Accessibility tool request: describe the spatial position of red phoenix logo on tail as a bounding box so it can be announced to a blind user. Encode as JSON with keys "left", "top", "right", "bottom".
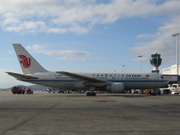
{"left": 18, "top": 55, "right": 31, "bottom": 68}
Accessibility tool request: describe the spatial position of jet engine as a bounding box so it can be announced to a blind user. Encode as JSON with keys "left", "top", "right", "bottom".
{"left": 106, "top": 83, "right": 124, "bottom": 93}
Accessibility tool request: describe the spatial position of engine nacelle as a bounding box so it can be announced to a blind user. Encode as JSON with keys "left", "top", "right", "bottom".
{"left": 106, "top": 83, "right": 124, "bottom": 93}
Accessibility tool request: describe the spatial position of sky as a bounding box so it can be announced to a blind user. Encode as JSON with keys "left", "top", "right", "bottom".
{"left": 0, "top": 0, "right": 180, "bottom": 88}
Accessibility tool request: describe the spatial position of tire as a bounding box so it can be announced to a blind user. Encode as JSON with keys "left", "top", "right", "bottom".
{"left": 86, "top": 92, "right": 91, "bottom": 96}
{"left": 92, "top": 92, "right": 96, "bottom": 96}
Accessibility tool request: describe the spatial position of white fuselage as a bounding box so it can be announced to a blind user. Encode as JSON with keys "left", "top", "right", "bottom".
{"left": 9, "top": 44, "right": 169, "bottom": 94}
{"left": 22, "top": 71, "right": 168, "bottom": 90}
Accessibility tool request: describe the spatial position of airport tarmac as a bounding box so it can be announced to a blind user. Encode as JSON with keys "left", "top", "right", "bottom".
{"left": 0, "top": 91, "right": 180, "bottom": 135}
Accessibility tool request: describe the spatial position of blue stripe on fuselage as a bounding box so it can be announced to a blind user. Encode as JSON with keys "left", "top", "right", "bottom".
{"left": 22, "top": 79, "right": 167, "bottom": 83}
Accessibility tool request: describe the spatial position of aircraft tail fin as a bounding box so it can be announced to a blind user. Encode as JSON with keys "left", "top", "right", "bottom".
{"left": 13, "top": 44, "right": 48, "bottom": 74}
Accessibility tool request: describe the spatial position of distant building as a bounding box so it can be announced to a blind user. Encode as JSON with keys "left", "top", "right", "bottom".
{"left": 162, "top": 65, "right": 180, "bottom": 84}
{"left": 162, "top": 64, "right": 180, "bottom": 75}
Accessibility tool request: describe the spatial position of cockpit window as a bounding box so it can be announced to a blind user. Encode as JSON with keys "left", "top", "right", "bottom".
{"left": 161, "top": 76, "right": 164, "bottom": 79}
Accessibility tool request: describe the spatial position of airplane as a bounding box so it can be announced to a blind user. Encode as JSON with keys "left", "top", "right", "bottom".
{"left": 7, "top": 44, "right": 169, "bottom": 96}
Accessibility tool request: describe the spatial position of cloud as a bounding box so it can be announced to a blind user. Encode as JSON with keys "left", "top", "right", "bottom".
{"left": 130, "top": 15, "right": 180, "bottom": 63}
{"left": 69, "top": 25, "right": 90, "bottom": 35}
{"left": 42, "top": 50, "right": 91, "bottom": 56}
{"left": 8, "top": 50, "right": 14, "bottom": 54}
{"left": 26, "top": 44, "right": 48, "bottom": 53}
{"left": 4, "top": 21, "right": 46, "bottom": 33}
{"left": 57, "top": 56, "right": 87, "bottom": 61}
{"left": 47, "top": 28, "right": 67, "bottom": 34}
{"left": 26, "top": 44, "right": 91, "bottom": 61}
{"left": 0, "top": 0, "right": 180, "bottom": 62}
{"left": 0, "top": 0, "right": 180, "bottom": 35}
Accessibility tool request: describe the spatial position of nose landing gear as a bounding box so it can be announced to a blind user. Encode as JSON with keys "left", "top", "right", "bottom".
{"left": 86, "top": 92, "right": 96, "bottom": 96}
{"left": 86, "top": 86, "right": 97, "bottom": 96}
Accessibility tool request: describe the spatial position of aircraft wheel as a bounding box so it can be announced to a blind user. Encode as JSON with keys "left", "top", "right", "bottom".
{"left": 92, "top": 92, "right": 96, "bottom": 96}
{"left": 86, "top": 92, "right": 96, "bottom": 96}
{"left": 86, "top": 92, "right": 91, "bottom": 96}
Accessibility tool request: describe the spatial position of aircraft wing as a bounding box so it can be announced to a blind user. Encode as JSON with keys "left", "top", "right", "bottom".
{"left": 57, "top": 71, "right": 109, "bottom": 87}
{"left": 7, "top": 72, "right": 38, "bottom": 80}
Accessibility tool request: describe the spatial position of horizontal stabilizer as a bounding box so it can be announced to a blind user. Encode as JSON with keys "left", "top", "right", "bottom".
{"left": 6, "top": 72, "right": 38, "bottom": 80}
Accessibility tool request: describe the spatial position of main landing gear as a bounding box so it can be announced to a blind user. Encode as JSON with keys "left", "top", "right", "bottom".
{"left": 86, "top": 92, "right": 96, "bottom": 96}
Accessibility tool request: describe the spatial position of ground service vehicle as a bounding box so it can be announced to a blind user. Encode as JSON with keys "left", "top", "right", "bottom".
{"left": 12, "top": 86, "right": 25, "bottom": 94}
{"left": 146, "top": 89, "right": 160, "bottom": 95}
{"left": 26, "top": 88, "right": 33, "bottom": 94}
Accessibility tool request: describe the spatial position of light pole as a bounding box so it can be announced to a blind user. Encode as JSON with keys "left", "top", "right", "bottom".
{"left": 138, "top": 55, "right": 143, "bottom": 72}
{"left": 172, "top": 33, "right": 179, "bottom": 91}
{"left": 122, "top": 65, "right": 125, "bottom": 72}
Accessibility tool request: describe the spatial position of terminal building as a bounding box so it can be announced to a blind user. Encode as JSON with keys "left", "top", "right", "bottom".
{"left": 162, "top": 65, "right": 180, "bottom": 75}
{"left": 162, "top": 65, "right": 180, "bottom": 84}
